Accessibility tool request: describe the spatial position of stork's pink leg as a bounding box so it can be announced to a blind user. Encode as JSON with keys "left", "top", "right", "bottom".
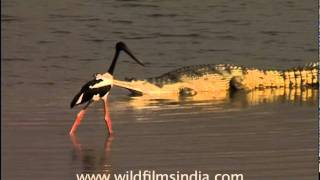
{"left": 69, "top": 110, "right": 86, "bottom": 135}
{"left": 103, "top": 99, "right": 113, "bottom": 135}
{"left": 69, "top": 102, "right": 91, "bottom": 135}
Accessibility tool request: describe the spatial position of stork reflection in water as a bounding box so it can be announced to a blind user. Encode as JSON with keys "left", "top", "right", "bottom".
{"left": 70, "top": 134, "right": 114, "bottom": 173}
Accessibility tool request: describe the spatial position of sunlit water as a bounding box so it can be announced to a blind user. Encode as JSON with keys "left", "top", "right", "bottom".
{"left": 2, "top": 0, "right": 318, "bottom": 180}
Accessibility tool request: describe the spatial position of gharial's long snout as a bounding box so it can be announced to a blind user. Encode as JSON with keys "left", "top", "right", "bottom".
{"left": 113, "top": 79, "right": 158, "bottom": 96}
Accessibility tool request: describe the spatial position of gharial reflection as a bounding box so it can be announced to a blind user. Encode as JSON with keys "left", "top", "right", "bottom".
{"left": 124, "top": 87, "right": 318, "bottom": 110}
{"left": 70, "top": 134, "right": 114, "bottom": 173}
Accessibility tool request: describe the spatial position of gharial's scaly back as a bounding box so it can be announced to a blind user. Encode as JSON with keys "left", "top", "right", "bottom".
{"left": 147, "top": 64, "right": 244, "bottom": 88}
{"left": 146, "top": 62, "right": 319, "bottom": 90}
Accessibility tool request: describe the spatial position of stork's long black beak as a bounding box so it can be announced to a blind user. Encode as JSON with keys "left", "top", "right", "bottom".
{"left": 121, "top": 44, "right": 144, "bottom": 67}
{"left": 108, "top": 42, "right": 144, "bottom": 75}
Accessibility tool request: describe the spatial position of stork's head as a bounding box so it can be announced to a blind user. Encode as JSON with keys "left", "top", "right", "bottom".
{"left": 108, "top": 42, "right": 144, "bottom": 75}
{"left": 115, "top": 41, "right": 144, "bottom": 67}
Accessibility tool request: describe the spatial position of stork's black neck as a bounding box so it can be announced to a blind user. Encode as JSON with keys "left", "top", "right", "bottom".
{"left": 108, "top": 49, "right": 120, "bottom": 75}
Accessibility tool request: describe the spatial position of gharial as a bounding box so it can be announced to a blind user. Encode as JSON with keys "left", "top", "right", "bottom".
{"left": 112, "top": 62, "right": 319, "bottom": 98}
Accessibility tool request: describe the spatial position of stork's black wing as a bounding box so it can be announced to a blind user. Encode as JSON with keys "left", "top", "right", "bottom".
{"left": 70, "top": 79, "right": 111, "bottom": 108}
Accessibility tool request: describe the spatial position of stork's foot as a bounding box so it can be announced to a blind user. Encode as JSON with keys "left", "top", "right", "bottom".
{"left": 108, "top": 131, "right": 114, "bottom": 136}
{"left": 105, "top": 119, "right": 113, "bottom": 135}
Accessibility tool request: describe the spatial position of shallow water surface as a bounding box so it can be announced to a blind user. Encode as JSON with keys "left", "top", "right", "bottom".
{"left": 2, "top": 0, "right": 318, "bottom": 180}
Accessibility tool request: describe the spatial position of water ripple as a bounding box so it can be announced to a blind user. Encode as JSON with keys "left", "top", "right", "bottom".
{"left": 3, "top": 58, "right": 31, "bottom": 62}
{"left": 1, "top": 15, "right": 21, "bottom": 22}
{"left": 108, "top": 19, "right": 133, "bottom": 24}
{"left": 260, "top": 31, "right": 296, "bottom": 36}
{"left": 119, "top": 3, "right": 159, "bottom": 8}
{"left": 51, "top": 30, "right": 72, "bottom": 34}
{"left": 149, "top": 13, "right": 178, "bottom": 18}
{"left": 152, "top": 32, "right": 202, "bottom": 38}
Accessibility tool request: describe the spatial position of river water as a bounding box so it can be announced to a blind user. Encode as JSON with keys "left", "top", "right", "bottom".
{"left": 2, "top": 0, "right": 318, "bottom": 179}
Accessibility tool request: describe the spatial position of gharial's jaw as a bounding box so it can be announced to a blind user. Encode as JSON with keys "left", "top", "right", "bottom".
{"left": 113, "top": 78, "right": 230, "bottom": 101}
{"left": 112, "top": 73, "right": 232, "bottom": 99}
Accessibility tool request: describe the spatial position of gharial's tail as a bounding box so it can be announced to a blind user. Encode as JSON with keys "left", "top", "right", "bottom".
{"left": 239, "top": 62, "right": 319, "bottom": 90}
{"left": 282, "top": 62, "right": 318, "bottom": 88}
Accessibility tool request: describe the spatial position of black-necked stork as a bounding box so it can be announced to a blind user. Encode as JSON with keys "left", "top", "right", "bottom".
{"left": 69, "top": 42, "right": 144, "bottom": 135}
